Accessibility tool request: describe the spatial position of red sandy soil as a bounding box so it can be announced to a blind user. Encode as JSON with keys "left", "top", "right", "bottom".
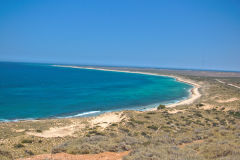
{"left": 18, "top": 151, "right": 130, "bottom": 160}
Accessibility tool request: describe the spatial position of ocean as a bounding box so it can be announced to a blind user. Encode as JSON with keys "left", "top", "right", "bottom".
{"left": 0, "top": 62, "right": 192, "bottom": 121}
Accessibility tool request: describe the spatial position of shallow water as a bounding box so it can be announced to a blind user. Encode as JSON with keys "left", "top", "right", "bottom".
{"left": 0, "top": 62, "right": 192, "bottom": 121}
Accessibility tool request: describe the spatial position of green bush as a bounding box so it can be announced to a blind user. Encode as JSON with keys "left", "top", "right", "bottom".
{"left": 147, "top": 125, "right": 158, "bottom": 130}
{"left": 196, "top": 103, "right": 204, "bottom": 107}
{"left": 130, "top": 118, "right": 145, "bottom": 124}
{"left": 87, "top": 130, "right": 105, "bottom": 136}
{"left": 141, "top": 132, "right": 147, "bottom": 136}
{"left": 14, "top": 143, "right": 24, "bottom": 148}
{"left": 157, "top": 104, "right": 166, "bottom": 110}
{"left": 147, "top": 112, "right": 156, "bottom": 114}
{"left": 25, "top": 150, "right": 34, "bottom": 155}
{"left": 120, "top": 128, "right": 130, "bottom": 133}
{"left": 36, "top": 129, "right": 42, "bottom": 133}
{"left": 21, "top": 139, "right": 33, "bottom": 143}
{"left": 144, "top": 115, "right": 150, "bottom": 119}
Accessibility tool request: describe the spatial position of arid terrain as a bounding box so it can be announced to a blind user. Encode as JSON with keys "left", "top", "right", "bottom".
{"left": 0, "top": 67, "right": 240, "bottom": 160}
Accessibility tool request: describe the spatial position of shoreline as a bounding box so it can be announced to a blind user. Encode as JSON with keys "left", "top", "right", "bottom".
{"left": 52, "top": 65, "right": 201, "bottom": 109}
{"left": 0, "top": 65, "right": 201, "bottom": 123}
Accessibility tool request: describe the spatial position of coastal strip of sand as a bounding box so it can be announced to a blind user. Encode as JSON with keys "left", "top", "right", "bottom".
{"left": 52, "top": 65, "right": 201, "bottom": 109}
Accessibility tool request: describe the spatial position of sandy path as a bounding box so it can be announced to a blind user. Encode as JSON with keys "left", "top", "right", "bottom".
{"left": 216, "top": 79, "right": 240, "bottom": 89}
{"left": 228, "top": 83, "right": 240, "bottom": 89}
{"left": 53, "top": 65, "right": 202, "bottom": 108}
{"left": 216, "top": 98, "right": 239, "bottom": 103}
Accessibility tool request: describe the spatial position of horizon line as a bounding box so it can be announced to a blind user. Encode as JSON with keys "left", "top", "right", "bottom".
{"left": 1, "top": 60, "right": 240, "bottom": 73}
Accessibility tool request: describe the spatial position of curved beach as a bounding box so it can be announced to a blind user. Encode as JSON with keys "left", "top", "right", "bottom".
{"left": 52, "top": 65, "right": 201, "bottom": 109}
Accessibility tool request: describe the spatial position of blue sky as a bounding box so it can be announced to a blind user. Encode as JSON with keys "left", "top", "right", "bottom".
{"left": 0, "top": 0, "right": 240, "bottom": 71}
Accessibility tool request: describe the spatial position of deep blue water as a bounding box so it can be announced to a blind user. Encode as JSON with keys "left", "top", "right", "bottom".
{"left": 0, "top": 62, "right": 192, "bottom": 121}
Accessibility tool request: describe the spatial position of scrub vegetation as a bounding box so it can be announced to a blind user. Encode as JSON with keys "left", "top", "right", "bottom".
{"left": 0, "top": 69, "right": 240, "bottom": 160}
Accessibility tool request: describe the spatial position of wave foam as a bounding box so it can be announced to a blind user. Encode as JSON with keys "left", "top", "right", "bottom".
{"left": 63, "top": 111, "right": 101, "bottom": 118}
{"left": 0, "top": 118, "right": 35, "bottom": 122}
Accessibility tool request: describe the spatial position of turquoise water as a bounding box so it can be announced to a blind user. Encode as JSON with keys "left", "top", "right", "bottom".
{"left": 0, "top": 62, "right": 192, "bottom": 121}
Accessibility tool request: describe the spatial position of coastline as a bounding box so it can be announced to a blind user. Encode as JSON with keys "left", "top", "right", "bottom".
{"left": 52, "top": 65, "right": 201, "bottom": 109}
{"left": 2, "top": 66, "right": 239, "bottom": 160}
{"left": 0, "top": 65, "right": 201, "bottom": 123}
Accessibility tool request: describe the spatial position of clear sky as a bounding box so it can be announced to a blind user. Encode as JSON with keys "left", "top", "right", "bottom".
{"left": 0, "top": 0, "right": 240, "bottom": 71}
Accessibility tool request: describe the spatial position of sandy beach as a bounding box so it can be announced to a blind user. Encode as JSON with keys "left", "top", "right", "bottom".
{"left": 2, "top": 66, "right": 240, "bottom": 160}
{"left": 52, "top": 65, "right": 201, "bottom": 109}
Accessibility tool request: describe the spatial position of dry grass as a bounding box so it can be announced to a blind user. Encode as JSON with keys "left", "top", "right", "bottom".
{"left": 0, "top": 73, "right": 240, "bottom": 160}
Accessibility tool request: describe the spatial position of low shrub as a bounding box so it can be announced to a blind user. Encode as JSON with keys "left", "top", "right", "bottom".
{"left": 0, "top": 150, "right": 13, "bottom": 159}
{"left": 22, "top": 139, "right": 33, "bottom": 143}
{"left": 14, "top": 143, "right": 24, "bottom": 148}
{"left": 141, "top": 132, "right": 147, "bottom": 136}
{"left": 147, "top": 112, "right": 156, "bottom": 115}
{"left": 36, "top": 129, "right": 42, "bottom": 133}
{"left": 157, "top": 104, "right": 166, "bottom": 110}
{"left": 87, "top": 130, "right": 105, "bottom": 136}
{"left": 130, "top": 118, "right": 145, "bottom": 125}
{"left": 144, "top": 116, "right": 150, "bottom": 119}
{"left": 120, "top": 128, "right": 130, "bottom": 133}
{"left": 147, "top": 125, "right": 158, "bottom": 131}
{"left": 25, "top": 150, "right": 34, "bottom": 155}
{"left": 196, "top": 103, "right": 204, "bottom": 107}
